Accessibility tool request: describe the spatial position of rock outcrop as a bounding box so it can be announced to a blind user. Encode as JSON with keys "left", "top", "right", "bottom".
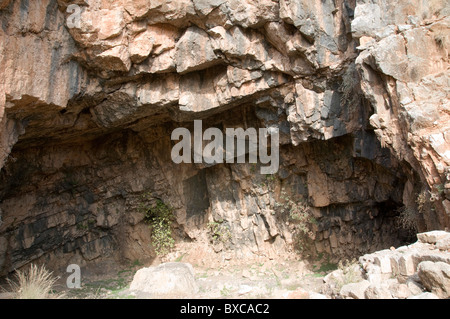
{"left": 353, "top": 0, "right": 450, "bottom": 230}
{"left": 322, "top": 231, "right": 450, "bottom": 299}
{"left": 0, "top": 0, "right": 448, "bottom": 277}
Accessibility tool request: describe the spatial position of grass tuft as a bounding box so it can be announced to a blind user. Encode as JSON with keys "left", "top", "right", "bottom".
{"left": 7, "top": 264, "right": 64, "bottom": 299}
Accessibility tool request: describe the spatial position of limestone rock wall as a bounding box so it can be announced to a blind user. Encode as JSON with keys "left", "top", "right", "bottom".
{"left": 0, "top": 0, "right": 448, "bottom": 275}
{"left": 353, "top": 0, "right": 450, "bottom": 229}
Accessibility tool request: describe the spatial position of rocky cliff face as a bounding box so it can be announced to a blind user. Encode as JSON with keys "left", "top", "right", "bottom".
{"left": 0, "top": 0, "right": 448, "bottom": 276}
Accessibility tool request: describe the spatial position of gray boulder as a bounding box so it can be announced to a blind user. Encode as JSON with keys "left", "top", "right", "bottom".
{"left": 130, "top": 262, "right": 198, "bottom": 297}
{"left": 417, "top": 261, "right": 450, "bottom": 299}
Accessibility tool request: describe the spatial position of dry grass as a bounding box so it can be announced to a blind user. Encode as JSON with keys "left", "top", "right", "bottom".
{"left": 396, "top": 206, "right": 418, "bottom": 232}
{"left": 7, "top": 264, "right": 65, "bottom": 299}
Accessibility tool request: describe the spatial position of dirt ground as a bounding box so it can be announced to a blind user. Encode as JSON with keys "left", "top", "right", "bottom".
{"left": 57, "top": 256, "right": 332, "bottom": 299}
{"left": 0, "top": 242, "right": 336, "bottom": 299}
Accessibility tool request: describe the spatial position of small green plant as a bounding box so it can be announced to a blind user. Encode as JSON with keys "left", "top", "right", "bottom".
{"left": 265, "top": 174, "right": 276, "bottom": 183}
{"left": 140, "top": 197, "right": 175, "bottom": 257}
{"left": 174, "top": 253, "right": 186, "bottom": 262}
{"left": 76, "top": 218, "right": 96, "bottom": 231}
{"left": 434, "top": 184, "right": 445, "bottom": 195}
{"left": 207, "top": 220, "right": 232, "bottom": 244}
{"left": 132, "top": 259, "right": 142, "bottom": 267}
{"left": 7, "top": 264, "right": 65, "bottom": 299}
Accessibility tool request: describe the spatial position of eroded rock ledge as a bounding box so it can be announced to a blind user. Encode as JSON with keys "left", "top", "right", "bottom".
{"left": 0, "top": 0, "right": 448, "bottom": 276}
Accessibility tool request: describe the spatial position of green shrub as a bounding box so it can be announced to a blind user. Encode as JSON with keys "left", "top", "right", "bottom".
{"left": 207, "top": 220, "right": 231, "bottom": 244}
{"left": 140, "top": 198, "right": 175, "bottom": 257}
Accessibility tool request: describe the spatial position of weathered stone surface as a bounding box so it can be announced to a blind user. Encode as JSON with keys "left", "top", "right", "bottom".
{"left": 389, "top": 282, "right": 412, "bottom": 299}
{"left": 437, "top": 237, "right": 450, "bottom": 251}
{"left": 0, "top": 0, "right": 449, "bottom": 280}
{"left": 340, "top": 280, "right": 370, "bottom": 299}
{"left": 352, "top": 0, "right": 449, "bottom": 39}
{"left": 417, "top": 261, "right": 450, "bottom": 299}
{"left": 324, "top": 232, "right": 450, "bottom": 299}
{"left": 129, "top": 30, "right": 154, "bottom": 64}
{"left": 406, "top": 276, "right": 425, "bottom": 295}
{"left": 175, "top": 26, "right": 220, "bottom": 74}
{"left": 130, "top": 263, "right": 198, "bottom": 297}
{"left": 356, "top": 11, "right": 450, "bottom": 230}
{"left": 351, "top": 4, "right": 382, "bottom": 38}
{"left": 95, "top": 45, "right": 131, "bottom": 72}
{"left": 364, "top": 284, "right": 393, "bottom": 299}
{"left": 417, "top": 231, "right": 450, "bottom": 245}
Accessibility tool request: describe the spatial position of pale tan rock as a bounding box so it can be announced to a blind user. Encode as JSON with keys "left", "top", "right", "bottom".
{"left": 147, "top": 24, "right": 179, "bottom": 55}
{"left": 123, "top": 0, "right": 153, "bottom": 19}
{"left": 340, "top": 280, "right": 370, "bottom": 299}
{"left": 418, "top": 261, "right": 450, "bottom": 299}
{"left": 364, "top": 284, "right": 393, "bottom": 299}
{"left": 97, "top": 8, "right": 125, "bottom": 40}
{"left": 226, "top": 0, "right": 278, "bottom": 28}
{"left": 437, "top": 236, "right": 450, "bottom": 251}
{"left": 95, "top": 45, "right": 131, "bottom": 72}
{"left": 175, "top": 26, "right": 219, "bottom": 74}
{"left": 129, "top": 30, "right": 154, "bottom": 63}
{"left": 417, "top": 231, "right": 450, "bottom": 244}
{"left": 288, "top": 287, "right": 310, "bottom": 299}
{"left": 389, "top": 283, "right": 412, "bottom": 299}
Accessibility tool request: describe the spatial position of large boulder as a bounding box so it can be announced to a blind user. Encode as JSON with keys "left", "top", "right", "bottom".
{"left": 130, "top": 262, "right": 198, "bottom": 297}
{"left": 417, "top": 261, "right": 450, "bottom": 299}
